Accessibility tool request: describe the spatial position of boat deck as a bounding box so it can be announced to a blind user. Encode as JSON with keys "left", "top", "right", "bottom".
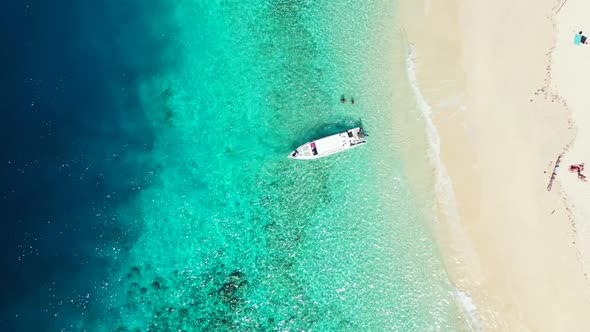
{"left": 289, "top": 127, "right": 366, "bottom": 160}
{"left": 314, "top": 133, "right": 352, "bottom": 156}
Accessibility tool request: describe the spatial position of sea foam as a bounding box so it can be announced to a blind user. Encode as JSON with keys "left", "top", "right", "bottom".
{"left": 405, "top": 45, "right": 482, "bottom": 332}
{"left": 455, "top": 290, "right": 482, "bottom": 332}
{"left": 405, "top": 45, "right": 460, "bottom": 224}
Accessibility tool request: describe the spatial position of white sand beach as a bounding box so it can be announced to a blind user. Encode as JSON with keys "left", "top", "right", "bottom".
{"left": 552, "top": 0, "right": 590, "bottom": 278}
{"left": 398, "top": 0, "right": 590, "bottom": 330}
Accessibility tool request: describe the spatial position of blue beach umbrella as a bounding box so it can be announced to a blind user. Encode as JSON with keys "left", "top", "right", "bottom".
{"left": 574, "top": 32, "right": 583, "bottom": 45}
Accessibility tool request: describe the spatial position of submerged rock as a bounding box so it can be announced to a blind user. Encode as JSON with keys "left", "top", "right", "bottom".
{"left": 229, "top": 270, "right": 243, "bottom": 281}
{"left": 130, "top": 266, "right": 141, "bottom": 276}
{"left": 238, "top": 280, "right": 249, "bottom": 290}
{"left": 217, "top": 270, "right": 248, "bottom": 307}
{"left": 218, "top": 282, "right": 238, "bottom": 300}
{"left": 229, "top": 297, "right": 240, "bottom": 310}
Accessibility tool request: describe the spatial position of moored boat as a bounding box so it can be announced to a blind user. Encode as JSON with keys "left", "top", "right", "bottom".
{"left": 288, "top": 127, "right": 366, "bottom": 160}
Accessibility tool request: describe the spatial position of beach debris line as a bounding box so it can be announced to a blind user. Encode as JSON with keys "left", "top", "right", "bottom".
{"left": 554, "top": 0, "right": 568, "bottom": 16}
{"left": 569, "top": 163, "right": 587, "bottom": 182}
{"left": 547, "top": 154, "right": 562, "bottom": 191}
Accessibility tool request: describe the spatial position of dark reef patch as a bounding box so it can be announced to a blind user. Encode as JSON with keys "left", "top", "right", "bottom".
{"left": 0, "top": 0, "right": 177, "bottom": 330}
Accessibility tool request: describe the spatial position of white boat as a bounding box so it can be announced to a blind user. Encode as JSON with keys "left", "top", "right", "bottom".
{"left": 288, "top": 127, "right": 367, "bottom": 160}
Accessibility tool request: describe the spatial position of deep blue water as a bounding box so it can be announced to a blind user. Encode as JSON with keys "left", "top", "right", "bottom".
{"left": 0, "top": 1, "right": 168, "bottom": 329}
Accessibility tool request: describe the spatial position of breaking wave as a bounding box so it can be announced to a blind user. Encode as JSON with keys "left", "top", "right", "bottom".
{"left": 405, "top": 45, "right": 482, "bottom": 332}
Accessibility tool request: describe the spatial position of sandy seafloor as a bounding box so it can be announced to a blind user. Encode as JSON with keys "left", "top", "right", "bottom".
{"left": 0, "top": 1, "right": 470, "bottom": 331}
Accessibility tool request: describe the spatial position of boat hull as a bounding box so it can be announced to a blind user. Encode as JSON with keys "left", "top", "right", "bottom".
{"left": 288, "top": 127, "right": 366, "bottom": 160}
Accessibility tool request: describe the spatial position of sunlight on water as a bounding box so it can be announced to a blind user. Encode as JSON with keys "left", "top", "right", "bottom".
{"left": 77, "top": 1, "right": 467, "bottom": 331}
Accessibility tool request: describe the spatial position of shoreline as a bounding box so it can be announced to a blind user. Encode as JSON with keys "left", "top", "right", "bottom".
{"left": 404, "top": 45, "right": 482, "bottom": 330}
{"left": 398, "top": 0, "right": 590, "bottom": 330}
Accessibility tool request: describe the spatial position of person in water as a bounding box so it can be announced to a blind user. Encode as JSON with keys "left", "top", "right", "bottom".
{"left": 340, "top": 95, "right": 346, "bottom": 103}
{"left": 351, "top": 97, "right": 355, "bottom": 104}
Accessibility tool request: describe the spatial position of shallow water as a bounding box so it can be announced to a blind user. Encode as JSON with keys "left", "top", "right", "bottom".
{"left": 1, "top": 1, "right": 466, "bottom": 331}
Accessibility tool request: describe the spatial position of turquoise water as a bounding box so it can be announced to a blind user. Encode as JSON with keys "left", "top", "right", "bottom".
{"left": 77, "top": 1, "right": 466, "bottom": 331}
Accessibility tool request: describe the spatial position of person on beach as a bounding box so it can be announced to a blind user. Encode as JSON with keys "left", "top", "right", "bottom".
{"left": 569, "top": 163, "right": 587, "bottom": 182}
{"left": 569, "top": 163, "right": 584, "bottom": 172}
